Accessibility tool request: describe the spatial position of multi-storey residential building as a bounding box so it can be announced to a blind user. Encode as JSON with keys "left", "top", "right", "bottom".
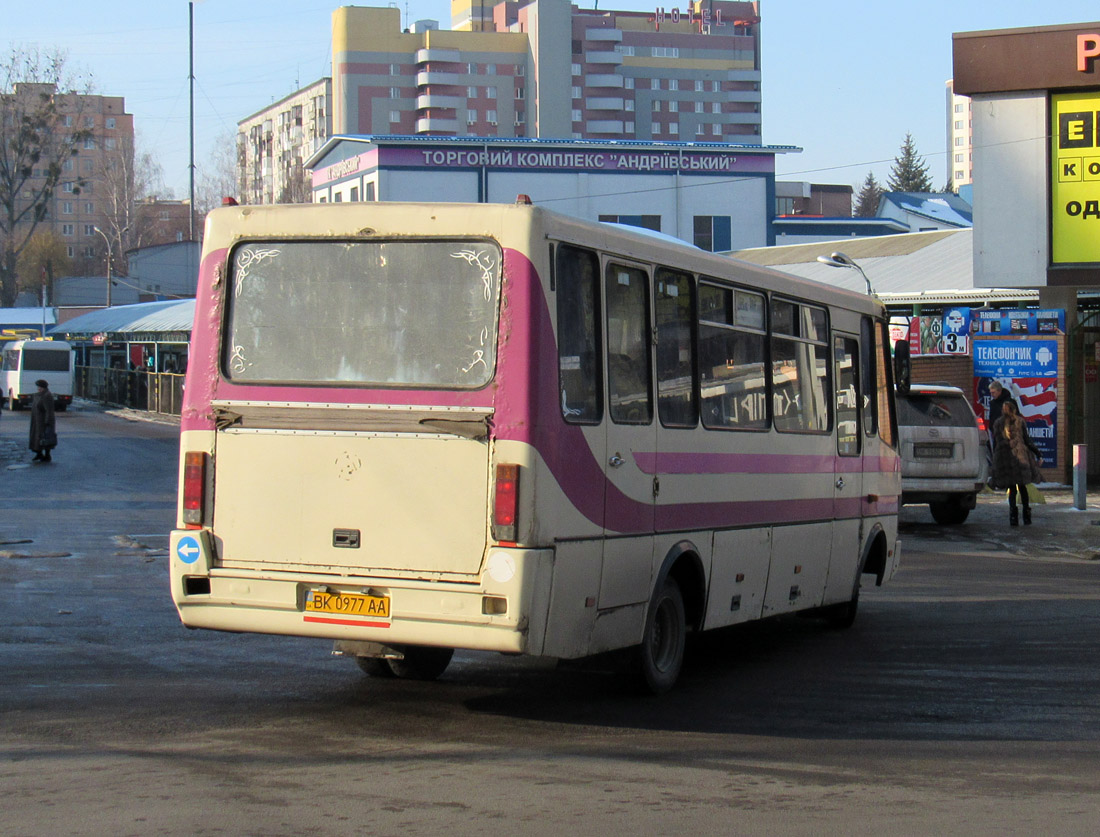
{"left": 330, "top": 0, "right": 761, "bottom": 144}
{"left": 946, "top": 79, "right": 973, "bottom": 189}
{"left": 237, "top": 78, "right": 332, "bottom": 205}
{"left": 6, "top": 84, "right": 136, "bottom": 276}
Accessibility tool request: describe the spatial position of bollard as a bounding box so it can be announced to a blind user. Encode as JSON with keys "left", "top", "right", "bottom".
{"left": 1073, "top": 444, "right": 1088, "bottom": 510}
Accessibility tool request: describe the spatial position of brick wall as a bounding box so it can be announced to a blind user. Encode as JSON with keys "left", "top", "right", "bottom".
{"left": 911, "top": 355, "right": 973, "bottom": 393}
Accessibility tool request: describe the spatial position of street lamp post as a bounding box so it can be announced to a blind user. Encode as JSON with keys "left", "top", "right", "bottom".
{"left": 816, "top": 250, "right": 875, "bottom": 296}
{"left": 92, "top": 226, "right": 113, "bottom": 308}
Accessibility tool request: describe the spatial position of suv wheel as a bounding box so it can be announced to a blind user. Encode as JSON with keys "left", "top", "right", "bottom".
{"left": 930, "top": 499, "right": 970, "bottom": 525}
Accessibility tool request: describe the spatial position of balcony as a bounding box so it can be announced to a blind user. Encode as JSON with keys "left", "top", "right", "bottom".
{"left": 585, "top": 120, "right": 624, "bottom": 134}
{"left": 417, "top": 70, "right": 463, "bottom": 87}
{"left": 417, "top": 48, "right": 461, "bottom": 64}
{"left": 585, "top": 51, "right": 623, "bottom": 65}
{"left": 725, "top": 90, "right": 763, "bottom": 103}
{"left": 585, "top": 74, "right": 623, "bottom": 88}
{"left": 417, "top": 94, "right": 464, "bottom": 110}
{"left": 586, "top": 97, "right": 624, "bottom": 111}
{"left": 585, "top": 28, "right": 622, "bottom": 42}
{"left": 416, "top": 117, "right": 460, "bottom": 133}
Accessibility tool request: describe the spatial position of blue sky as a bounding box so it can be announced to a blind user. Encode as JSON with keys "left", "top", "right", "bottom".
{"left": 8, "top": 1, "right": 1100, "bottom": 198}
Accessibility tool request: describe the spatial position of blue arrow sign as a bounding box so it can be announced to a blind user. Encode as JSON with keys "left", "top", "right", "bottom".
{"left": 176, "top": 536, "right": 201, "bottom": 565}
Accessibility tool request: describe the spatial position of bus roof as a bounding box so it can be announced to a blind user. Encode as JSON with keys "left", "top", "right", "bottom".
{"left": 202, "top": 201, "right": 885, "bottom": 318}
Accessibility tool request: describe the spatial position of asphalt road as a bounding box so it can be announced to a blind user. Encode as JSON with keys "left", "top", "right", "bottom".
{"left": 2, "top": 404, "right": 1100, "bottom": 835}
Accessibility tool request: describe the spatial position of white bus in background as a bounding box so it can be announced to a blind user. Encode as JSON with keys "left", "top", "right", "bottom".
{"left": 1, "top": 339, "right": 75, "bottom": 411}
{"left": 170, "top": 201, "right": 904, "bottom": 693}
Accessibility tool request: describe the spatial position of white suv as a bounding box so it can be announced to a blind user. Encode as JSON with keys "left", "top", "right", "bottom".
{"left": 897, "top": 384, "right": 988, "bottom": 525}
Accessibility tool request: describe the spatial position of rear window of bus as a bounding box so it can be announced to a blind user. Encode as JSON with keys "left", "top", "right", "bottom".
{"left": 222, "top": 239, "right": 502, "bottom": 388}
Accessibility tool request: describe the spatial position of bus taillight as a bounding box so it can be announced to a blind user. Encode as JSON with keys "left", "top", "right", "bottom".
{"left": 183, "top": 451, "right": 207, "bottom": 527}
{"left": 493, "top": 464, "right": 519, "bottom": 543}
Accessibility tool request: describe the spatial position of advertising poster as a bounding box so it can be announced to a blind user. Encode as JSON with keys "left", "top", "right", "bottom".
{"left": 907, "top": 316, "right": 943, "bottom": 356}
{"left": 1051, "top": 90, "right": 1100, "bottom": 265}
{"left": 973, "top": 339, "right": 1058, "bottom": 467}
{"left": 941, "top": 306, "right": 970, "bottom": 354}
{"left": 972, "top": 309, "right": 1065, "bottom": 336}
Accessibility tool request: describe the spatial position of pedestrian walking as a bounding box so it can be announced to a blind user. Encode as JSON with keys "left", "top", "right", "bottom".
{"left": 991, "top": 399, "right": 1042, "bottom": 526}
{"left": 29, "top": 379, "right": 57, "bottom": 464}
{"left": 987, "top": 380, "right": 1011, "bottom": 427}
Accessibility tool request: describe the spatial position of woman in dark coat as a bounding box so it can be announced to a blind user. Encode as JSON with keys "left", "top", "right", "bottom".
{"left": 29, "top": 379, "right": 57, "bottom": 463}
{"left": 991, "top": 399, "right": 1041, "bottom": 525}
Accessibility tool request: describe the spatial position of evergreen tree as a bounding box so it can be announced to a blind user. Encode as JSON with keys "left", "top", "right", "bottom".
{"left": 887, "top": 132, "right": 934, "bottom": 193}
{"left": 854, "top": 171, "right": 883, "bottom": 217}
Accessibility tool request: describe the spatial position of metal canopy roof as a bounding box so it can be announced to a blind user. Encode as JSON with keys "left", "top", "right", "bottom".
{"left": 49, "top": 299, "right": 196, "bottom": 338}
{"left": 731, "top": 229, "right": 977, "bottom": 296}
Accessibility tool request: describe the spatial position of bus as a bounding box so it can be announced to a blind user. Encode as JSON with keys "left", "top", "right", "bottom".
{"left": 170, "top": 201, "right": 902, "bottom": 693}
{"left": 2, "top": 339, "right": 75, "bottom": 411}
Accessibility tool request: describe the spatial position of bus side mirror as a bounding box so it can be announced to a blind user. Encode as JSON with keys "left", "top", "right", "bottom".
{"left": 894, "top": 339, "right": 911, "bottom": 397}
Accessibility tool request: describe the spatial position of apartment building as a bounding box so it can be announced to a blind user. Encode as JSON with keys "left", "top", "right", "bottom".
{"left": 238, "top": 78, "right": 332, "bottom": 205}
{"left": 946, "top": 79, "right": 973, "bottom": 188}
{"left": 332, "top": 0, "right": 761, "bottom": 143}
{"left": 5, "top": 83, "right": 136, "bottom": 276}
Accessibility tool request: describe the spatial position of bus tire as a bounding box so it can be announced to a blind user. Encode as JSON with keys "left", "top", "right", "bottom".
{"left": 822, "top": 560, "right": 866, "bottom": 630}
{"left": 386, "top": 646, "right": 453, "bottom": 681}
{"left": 638, "top": 577, "right": 686, "bottom": 694}
{"left": 823, "top": 586, "right": 859, "bottom": 629}
{"left": 355, "top": 656, "right": 395, "bottom": 678}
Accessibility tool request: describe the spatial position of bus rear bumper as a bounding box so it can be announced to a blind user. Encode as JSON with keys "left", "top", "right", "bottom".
{"left": 169, "top": 531, "right": 554, "bottom": 655}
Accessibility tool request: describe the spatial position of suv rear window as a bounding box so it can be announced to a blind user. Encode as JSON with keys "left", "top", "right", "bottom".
{"left": 897, "top": 392, "right": 975, "bottom": 428}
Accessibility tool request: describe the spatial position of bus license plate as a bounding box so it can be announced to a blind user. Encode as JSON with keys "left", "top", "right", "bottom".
{"left": 305, "top": 591, "right": 390, "bottom": 618}
{"left": 914, "top": 443, "right": 954, "bottom": 459}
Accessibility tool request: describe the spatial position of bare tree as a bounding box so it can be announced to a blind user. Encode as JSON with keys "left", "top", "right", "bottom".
{"left": 195, "top": 128, "right": 239, "bottom": 216}
{"left": 277, "top": 163, "right": 312, "bottom": 204}
{"left": 0, "top": 46, "right": 94, "bottom": 307}
{"left": 98, "top": 131, "right": 167, "bottom": 269}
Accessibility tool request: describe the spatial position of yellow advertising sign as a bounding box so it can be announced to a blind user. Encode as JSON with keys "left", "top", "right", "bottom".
{"left": 1052, "top": 90, "right": 1100, "bottom": 264}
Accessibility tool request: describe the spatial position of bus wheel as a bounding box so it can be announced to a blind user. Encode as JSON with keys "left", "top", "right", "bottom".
{"left": 639, "top": 577, "right": 686, "bottom": 694}
{"left": 823, "top": 572, "right": 861, "bottom": 629}
{"left": 355, "top": 657, "right": 395, "bottom": 678}
{"left": 386, "top": 646, "right": 454, "bottom": 681}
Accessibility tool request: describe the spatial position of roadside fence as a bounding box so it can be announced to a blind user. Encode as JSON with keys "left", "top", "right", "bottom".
{"left": 75, "top": 366, "right": 185, "bottom": 416}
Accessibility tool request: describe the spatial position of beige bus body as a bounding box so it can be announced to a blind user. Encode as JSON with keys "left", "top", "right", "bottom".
{"left": 171, "top": 201, "right": 900, "bottom": 689}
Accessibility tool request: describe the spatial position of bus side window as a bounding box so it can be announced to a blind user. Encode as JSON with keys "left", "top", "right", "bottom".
{"left": 698, "top": 282, "right": 767, "bottom": 430}
{"left": 834, "top": 335, "right": 861, "bottom": 456}
{"left": 860, "top": 316, "right": 877, "bottom": 437}
{"left": 556, "top": 245, "right": 603, "bottom": 424}
{"left": 605, "top": 263, "right": 652, "bottom": 425}
{"left": 655, "top": 268, "right": 696, "bottom": 428}
{"left": 875, "top": 320, "right": 898, "bottom": 448}
{"left": 772, "top": 300, "right": 831, "bottom": 433}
